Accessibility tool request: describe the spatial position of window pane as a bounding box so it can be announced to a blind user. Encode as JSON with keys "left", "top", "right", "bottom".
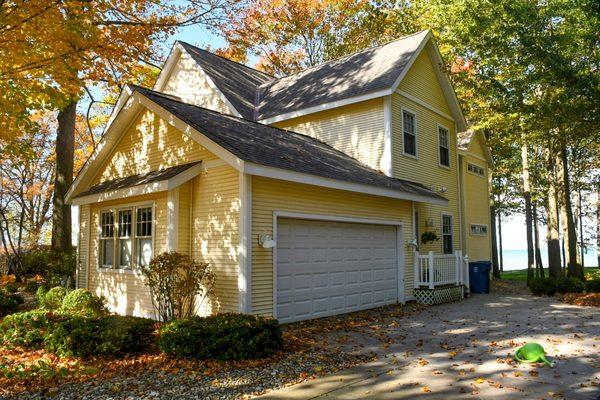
{"left": 119, "top": 239, "right": 131, "bottom": 268}
{"left": 101, "top": 211, "right": 114, "bottom": 238}
{"left": 102, "top": 239, "right": 114, "bottom": 266}
{"left": 440, "top": 147, "right": 450, "bottom": 166}
{"left": 119, "top": 210, "right": 132, "bottom": 238}
{"left": 443, "top": 235, "right": 453, "bottom": 254}
{"left": 137, "top": 238, "right": 152, "bottom": 267}
{"left": 404, "top": 133, "right": 415, "bottom": 155}
{"left": 136, "top": 207, "right": 152, "bottom": 237}
{"left": 403, "top": 111, "right": 416, "bottom": 156}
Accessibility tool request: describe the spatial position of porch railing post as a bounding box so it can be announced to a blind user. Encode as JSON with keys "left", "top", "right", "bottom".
{"left": 413, "top": 250, "right": 419, "bottom": 288}
{"left": 428, "top": 251, "right": 435, "bottom": 289}
{"left": 455, "top": 250, "right": 461, "bottom": 286}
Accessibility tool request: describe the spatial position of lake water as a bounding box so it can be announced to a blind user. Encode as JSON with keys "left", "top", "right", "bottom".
{"left": 500, "top": 249, "right": 599, "bottom": 271}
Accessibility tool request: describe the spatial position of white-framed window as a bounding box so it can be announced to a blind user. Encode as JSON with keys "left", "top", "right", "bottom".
{"left": 467, "top": 162, "right": 485, "bottom": 176}
{"left": 99, "top": 203, "right": 153, "bottom": 270}
{"left": 438, "top": 126, "right": 450, "bottom": 167}
{"left": 470, "top": 224, "right": 488, "bottom": 236}
{"left": 402, "top": 110, "right": 417, "bottom": 157}
{"left": 442, "top": 214, "right": 453, "bottom": 254}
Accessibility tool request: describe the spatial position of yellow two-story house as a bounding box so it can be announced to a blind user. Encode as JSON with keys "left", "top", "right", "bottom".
{"left": 67, "top": 30, "right": 492, "bottom": 322}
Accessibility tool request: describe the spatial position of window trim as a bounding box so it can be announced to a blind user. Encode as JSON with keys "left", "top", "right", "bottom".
{"left": 401, "top": 107, "right": 418, "bottom": 159}
{"left": 470, "top": 223, "right": 488, "bottom": 236}
{"left": 437, "top": 123, "right": 451, "bottom": 169}
{"left": 466, "top": 162, "right": 485, "bottom": 177}
{"left": 441, "top": 212, "right": 454, "bottom": 254}
{"left": 97, "top": 201, "right": 155, "bottom": 273}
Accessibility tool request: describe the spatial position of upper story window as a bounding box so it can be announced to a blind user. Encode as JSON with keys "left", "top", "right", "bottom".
{"left": 442, "top": 214, "right": 453, "bottom": 254}
{"left": 402, "top": 110, "right": 417, "bottom": 157}
{"left": 470, "top": 224, "right": 488, "bottom": 236}
{"left": 467, "top": 162, "right": 485, "bottom": 176}
{"left": 100, "top": 204, "right": 153, "bottom": 270}
{"left": 438, "top": 126, "right": 450, "bottom": 167}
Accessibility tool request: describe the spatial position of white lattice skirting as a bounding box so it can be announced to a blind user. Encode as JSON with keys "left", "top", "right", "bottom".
{"left": 414, "top": 286, "right": 464, "bottom": 305}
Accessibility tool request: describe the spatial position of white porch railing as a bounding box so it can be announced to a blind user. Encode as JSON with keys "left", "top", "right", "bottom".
{"left": 414, "top": 250, "right": 470, "bottom": 291}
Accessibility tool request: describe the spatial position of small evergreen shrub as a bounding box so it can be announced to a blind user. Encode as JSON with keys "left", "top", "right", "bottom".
{"left": 555, "top": 277, "right": 584, "bottom": 294}
{"left": 158, "top": 313, "right": 283, "bottom": 360}
{"left": 61, "top": 289, "right": 107, "bottom": 317}
{"left": 0, "top": 310, "right": 56, "bottom": 348}
{"left": 40, "top": 286, "right": 67, "bottom": 310}
{"left": 529, "top": 277, "right": 557, "bottom": 296}
{"left": 585, "top": 279, "right": 600, "bottom": 293}
{"left": 43, "top": 315, "right": 102, "bottom": 357}
{"left": 0, "top": 290, "right": 24, "bottom": 317}
{"left": 97, "top": 316, "right": 155, "bottom": 355}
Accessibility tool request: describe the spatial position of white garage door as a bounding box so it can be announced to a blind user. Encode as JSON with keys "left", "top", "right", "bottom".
{"left": 276, "top": 218, "right": 400, "bottom": 323}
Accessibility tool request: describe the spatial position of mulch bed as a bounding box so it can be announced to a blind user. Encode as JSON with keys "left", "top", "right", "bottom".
{"left": 556, "top": 292, "right": 600, "bottom": 307}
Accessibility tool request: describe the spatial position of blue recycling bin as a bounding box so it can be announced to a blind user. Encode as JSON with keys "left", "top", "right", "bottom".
{"left": 469, "top": 261, "right": 492, "bottom": 294}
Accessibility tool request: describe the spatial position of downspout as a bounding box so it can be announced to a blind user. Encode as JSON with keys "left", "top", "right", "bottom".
{"left": 189, "top": 178, "right": 193, "bottom": 256}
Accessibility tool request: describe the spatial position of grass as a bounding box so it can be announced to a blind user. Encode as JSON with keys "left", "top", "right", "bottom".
{"left": 500, "top": 267, "right": 599, "bottom": 282}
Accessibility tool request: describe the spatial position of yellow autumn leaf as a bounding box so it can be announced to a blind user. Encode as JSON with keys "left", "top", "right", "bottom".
{"left": 475, "top": 377, "right": 485, "bottom": 384}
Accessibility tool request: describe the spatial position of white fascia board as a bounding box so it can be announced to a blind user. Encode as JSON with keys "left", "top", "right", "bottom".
{"left": 66, "top": 86, "right": 136, "bottom": 202}
{"left": 72, "top": 163, "right": 204, "bottom": 206}
{"left": 243, "top": 162, "right": 448, "bottom": 206}
{"left": 382, "top": 95, "right": 393, "bottom": 176}
{"left": 153, "top": 44, "right": 183, "bottom": 91}
{"left": 258, "top": 88, "right": 392, "bottom": 125}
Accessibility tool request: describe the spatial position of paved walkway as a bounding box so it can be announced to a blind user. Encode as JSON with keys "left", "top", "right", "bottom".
{"left": 259, "top": 294, "right": 599, "bottom": 399}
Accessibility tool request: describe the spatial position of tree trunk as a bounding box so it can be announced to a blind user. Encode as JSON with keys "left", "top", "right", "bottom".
{"left": 557, "top": 147, "right": 583, "bottom": 280}
{"left": 521, "top": 143, "right": 535, "bottom": 285}
{"left": 533, "top": 201, "right": 544, "bottom": 278}
{"left": 545, "top": 147, "right": 562, "bottom": 278}
{"left": 574, "top": 184, "right": 584, "bottom": 267}
{"left": 597, "top": 179, "right": 600, "bottom": 268}
{"left": 498, "top": 213, "right": 504, "bottom": 272}
{"left": 51, "top": 101, "right": 76, "bottom": 253}
{"left": 490, "top": 204, "right": 501, "bottom": 279}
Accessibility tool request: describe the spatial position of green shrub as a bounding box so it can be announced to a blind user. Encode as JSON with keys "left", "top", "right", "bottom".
{"left": 3, "top": 283, "right": 18, "bottom": 294}
{"left": 44, "top": 315, "right": 154, "bottom": 358}
{"left": 40, "top": 286, "right": 67, "bottom": 310}
{"left": 24, "top": 280, "right": 39, "bottom": 293}
{"left": 585, "top": 279, "right": 600, "bottom": 293}
{"left": 0, "top": 290, "right": 24, "bottom": 317}
{"left": 556, "top": 277, "right": 585, "bottom": 294}
{"left": 0, "top": 310, "right": 56, "bottom": 348}
{"left": 21, "top": 249, "right": 76, "bottom": 287}
{"left": 158, "top": 313, "right": 283, "bottom": 360}
{"left": 61, "top": 289, "right": 107, "bottom": 317}
{"left": 529, "top": 277, "right": 557, "bottom": 296}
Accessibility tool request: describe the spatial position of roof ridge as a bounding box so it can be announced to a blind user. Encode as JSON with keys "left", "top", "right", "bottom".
{"left": 258, "top": 29, "right": 431, "bottom": 89}
{"left": 176, "top": 40, "right": 275, "bottom": 80}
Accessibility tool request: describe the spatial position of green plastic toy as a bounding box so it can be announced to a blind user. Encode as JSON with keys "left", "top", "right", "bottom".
{"left": 514, "top": 343, "right": 554, "bottom": 367}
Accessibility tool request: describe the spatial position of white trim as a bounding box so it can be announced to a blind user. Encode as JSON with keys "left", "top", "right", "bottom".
{"left": 271, "top": 212, "right": 405, "bottom": 319}
{"left": 390, "top": 30, "right": 433, "bottom": 92}
{"left": 85, "top": 206, "right": 91, "bottom": 289}
{"left": 400, "top": 107, "right": 418, "bottom": 159}
{"left": 382, "top": 95, "right": 393, "bottom": 176}
{"left": 243, "top": 162, "right": 448, "bottom": 206}
{"left": 396, "top": 90, "right": 455, "bottom": 122}
{"left": 436, "top": 123, "right": 451, "bottom": 169}
{"left": 258, "top": 88, "right": 392, "bottom": 125}
{"left": 238, "top": 173, "right": 252, "bottom": 313}
{"left": 72, "top": 162, "right": 204, "bottom": 206}
{"left": 75, "top": 206, "right": 81, "bottom": 289}
{"left": 166, "top": 187, "right": 179, "bottom": 251}
{"left": 154, "top": 45, "right": 183, "bottom": 92}
{"left": 194, "top": 58, "right": 243, "bottom": 118}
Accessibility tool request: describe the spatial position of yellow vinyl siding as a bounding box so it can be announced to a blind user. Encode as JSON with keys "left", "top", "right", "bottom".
{"left": 273, "top": 99, "right": 386, "bottom": 171}
{"left": 463, "top": 136, "right": 492, "bottom": 261}
{"left": 397, "top": 49, "right": 451, "bottom": 115}
{"left": 161, "top": 50, "right": 233, "bottom": 115}
{"left": 77, "top": 204, "right": 90, "bottom": 289}
{"left": 251, "top": 176, "right": 413, "bottom": 317}
{"left": 93, "top": 109, "right": 218, "bottom": 185}
{"left": 191, "top": 165, "right": 240, "bottom": 314}
{"left": 392, "top": 92, "right": 461, "bottom": 254}
{"left": 88, "top": 193, "right": 167, "bottom": 318}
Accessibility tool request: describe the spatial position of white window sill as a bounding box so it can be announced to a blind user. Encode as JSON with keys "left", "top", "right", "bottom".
{"left": 98, "top": 267, "right": 142, "bottom": 276}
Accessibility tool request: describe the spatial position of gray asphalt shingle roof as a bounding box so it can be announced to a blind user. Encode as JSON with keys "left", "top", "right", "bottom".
{"left": 177, "top": 30, "right": 428, "bottom": 121}
{"left": 74, "top": 161, "right": 201, "bottom": 198}
{"left": 130, "top": 85, "right": 446, "bottom": 203}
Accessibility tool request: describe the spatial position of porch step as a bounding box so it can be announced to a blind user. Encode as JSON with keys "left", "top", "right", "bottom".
{"left": 414, "top": 286, "right": 464, "bottom": 305}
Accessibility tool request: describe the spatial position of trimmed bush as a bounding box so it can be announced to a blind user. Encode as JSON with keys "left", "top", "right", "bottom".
{"left": 585, "top": 279, "right": 600, "bottom": 293}
{"left": 40, "top": 286, "right": 67, "bottom": 310}
{"left": 0, "top": 290, "right": 24, "bottom": 317}
{"left": 0, "top": 310, "right": 56, "bottom": 348}
{"left": 61, "top": 289, "right": 107, "bottom": 317}
{"left": 556, "top": 277, "right": 585, "bottom": 294}
{"left": 44, "top": 315, "right": 155, "bottom": 358}
{"left": 529, "top": 277, "right": 557, "bottom": 296}
{"left": 158, "top": 313, "right": 283, "bottom": 360}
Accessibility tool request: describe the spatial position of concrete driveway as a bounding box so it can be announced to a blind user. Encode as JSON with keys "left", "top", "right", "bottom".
{"left": 259, "top": 293, "right": 599, "bottom": 399}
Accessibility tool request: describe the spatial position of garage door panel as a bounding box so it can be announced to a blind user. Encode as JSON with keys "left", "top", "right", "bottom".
{"left": 276, "top": 217, "right": 400, "bottom": 323}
